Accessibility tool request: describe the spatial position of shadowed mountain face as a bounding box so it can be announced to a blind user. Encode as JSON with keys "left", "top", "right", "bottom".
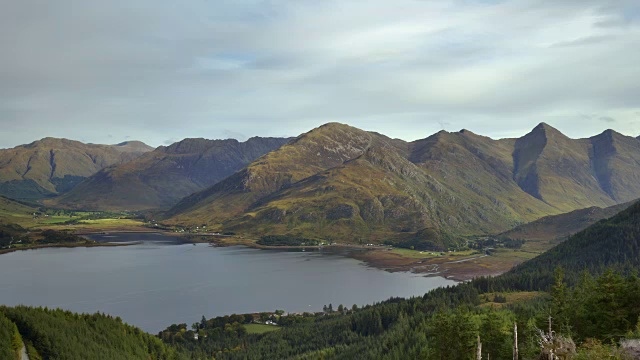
{"left": 0, "top": 138, "right": 152, "bottom": 200}
{"left": 47, "top": 137, "right": 291, "bottom": 210}
{"left": 513, "top": 125, "right": 640, "bottom": 211}
{"left": 164, "top": 123, "right": 640, "bottom": 245}
{"left": 498, "top": 200, "right": 634, "bottom": 243}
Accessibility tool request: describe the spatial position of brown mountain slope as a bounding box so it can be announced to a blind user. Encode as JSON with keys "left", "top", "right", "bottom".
{"left": 46, "top": 137, "right": 291, "bottom": 210}
{"left": 0, "top": 138, "right": 152, "bottom": 200}
{"left": 166, "top": 123, "right": 376, "bottom": 222}
{"left": 409, "top": 129, "right": 558, "bottom": 223}
{"left": 213, "top": 137, "right": 539, "bottom": 244}
{"left": 164, "top": 123, "right": 640, "bottom": 246}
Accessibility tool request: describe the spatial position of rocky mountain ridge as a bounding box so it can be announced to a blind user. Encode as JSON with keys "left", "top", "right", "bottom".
{"left": 165, "top": 122, "right": 640, "bottom": 245}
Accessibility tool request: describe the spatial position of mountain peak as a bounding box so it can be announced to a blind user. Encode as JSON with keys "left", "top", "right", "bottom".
{"left": 523, "top": 122, "right": 570, "bottom": 143}
{"left": 594, "top": 129, "right": 624, "bottom": 139}
{"left": 113, "top": 141, "right": 153, "bottom": 153}
{"left": 532, "top": 122, "right": 562, "bottom": 135}
{"left": 26, "top": 137, "right": 77, "bottom": 148}
{"left": 310, "top": 122, "right": 360, "bottom": 135}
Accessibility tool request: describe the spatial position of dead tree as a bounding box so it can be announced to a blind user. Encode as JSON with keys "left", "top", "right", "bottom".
{"left": 514, "top": 322, "right": 519, "bottom": 360}
{"left": 477, "top": 335, "right": 482, "bottom": 360}
{"left": 537, "top": 316, "right": 576, "bottom": 360}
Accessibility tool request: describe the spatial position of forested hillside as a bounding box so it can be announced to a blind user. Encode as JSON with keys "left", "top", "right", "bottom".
{"left": 0, "top": 312, "right": 22, "bottom": 360}
{"left": 159, "top": 270, "right": 640, "bottom": 359}
{"left": 0, "top": 306, "right": 187, "bottom": 360}
{"left": 495, "top": 200, "right": 640, "bottom": 290}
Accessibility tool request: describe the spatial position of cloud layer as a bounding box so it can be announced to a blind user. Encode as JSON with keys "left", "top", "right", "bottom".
{"left": 1, "top": 0, "right": 639, "bottom": 147}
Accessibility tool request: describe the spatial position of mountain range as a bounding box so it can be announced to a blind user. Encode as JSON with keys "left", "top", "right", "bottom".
{"left": 0, "top": 138, "right": 152, "bottom": 200}
{"left": 2, "top": 123, "right": 640, "bottom": 246}
{"left": 163, "top": 122, "right": 640, "bottom": 244}
{"left": 46, "top": 137, "right": 291, "bottom": 210}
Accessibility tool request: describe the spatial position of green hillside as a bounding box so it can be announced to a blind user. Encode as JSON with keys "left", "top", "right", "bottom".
{"left": 0, "top": 306, "right": 187, "bottom": 360}
{"left": 0, "top": 312, "right": 22, "bottom": 360}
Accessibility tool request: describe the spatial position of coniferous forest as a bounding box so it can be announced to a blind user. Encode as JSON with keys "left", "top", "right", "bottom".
{"left": 0, "top": 306, "right": 187, "bottom": 360}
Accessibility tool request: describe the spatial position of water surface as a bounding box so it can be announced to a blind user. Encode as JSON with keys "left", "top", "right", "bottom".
{"left": 0, "top": 233, "right": 456, "bottom": 333}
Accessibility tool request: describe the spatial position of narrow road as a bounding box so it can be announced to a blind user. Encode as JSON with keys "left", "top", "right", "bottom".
{"left": 20, "top": 344, "right": 29, "bottom": 360}
{"left": 443, "top": 254, "right": 488, "bottom": 264}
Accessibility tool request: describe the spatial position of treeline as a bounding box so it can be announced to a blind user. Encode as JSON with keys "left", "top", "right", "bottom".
{"left": 257, "top": 235, "right": 320, "bottom": 246}
{"left": 39, "top": 229, "right": 86, "bottom": 244}
{"left": 160, "top": 311, "right": 318, "bottom": 356}
{"left": 0, "top": 306, "right": 188, "bottom": 360}
{"left": 61, "top": 211, "right": 135, "bottom": 225}
{"left": 1, "top": 224, "right": 89, "bottom": 250}
{"left": 0, "top": 312, "right": 23, "bottom": 360}
{"left": 162, "top": 270, "right": 640, "bottom": 359}
{"left": 0, "top": 223, "right": 29, "bottom": 248}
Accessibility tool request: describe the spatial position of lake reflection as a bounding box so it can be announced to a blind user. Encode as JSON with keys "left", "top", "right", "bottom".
{"left": 0, "top": 234, "right": 456, "bottom": 333}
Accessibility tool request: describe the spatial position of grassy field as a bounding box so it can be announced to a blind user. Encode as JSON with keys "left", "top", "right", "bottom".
{"left": 244, "top": 324, "right": 281, "bottom": 334}
{"left": 389, "top": 248, "right": 480, "bottom": 259}
{"left": 40, "top": 218, "right": 150, "bottom": 233}
{"left": 478, "top": 291, "right": 546, "bottom": 308}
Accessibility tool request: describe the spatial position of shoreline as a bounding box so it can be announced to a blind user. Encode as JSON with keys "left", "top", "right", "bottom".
{"left": 3, "top": 228, "right": 515, "bottom": 281}
{"left": 0, "top": 241, "right": 134, "bottom": 255}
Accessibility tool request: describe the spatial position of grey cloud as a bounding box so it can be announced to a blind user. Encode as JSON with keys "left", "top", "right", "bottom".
{"left": 1, "top": 0, "right": 640, "bottom": 148}
{"left": 600, "top": 116, "right": 616, "bottom": 123}
{"left": 550, "top": 35, "right": 618, "bottom": 47}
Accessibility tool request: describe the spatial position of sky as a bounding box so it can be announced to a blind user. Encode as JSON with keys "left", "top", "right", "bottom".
{"left": 1, "top": 0, "right": 639, "bottom": 148}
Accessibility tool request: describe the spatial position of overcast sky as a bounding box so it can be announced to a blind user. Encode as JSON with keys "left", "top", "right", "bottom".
{"left": 1, "top": 0, "right": 639, "bottom": 148}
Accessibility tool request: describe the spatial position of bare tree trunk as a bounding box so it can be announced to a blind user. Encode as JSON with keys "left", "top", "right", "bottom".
{"left": 513, "top": 322, "right": 519, "bottom": 360}
{"left": 477, "top": 335, "right": 482, "bottom": 360}
{"left": 548, "top": 316, "right": 554, "bottom": 360}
